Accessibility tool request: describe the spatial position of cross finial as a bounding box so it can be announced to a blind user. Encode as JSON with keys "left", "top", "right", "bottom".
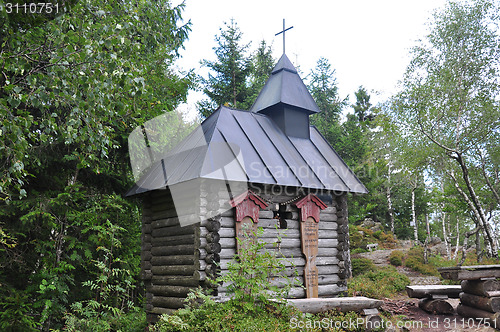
{"left": 275, "top": 19, "right": 293, "bottom": 55}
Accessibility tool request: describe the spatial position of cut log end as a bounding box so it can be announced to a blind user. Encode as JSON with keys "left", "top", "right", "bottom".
{"left": 418, "top": 298, "right": 454, "bottom": 315}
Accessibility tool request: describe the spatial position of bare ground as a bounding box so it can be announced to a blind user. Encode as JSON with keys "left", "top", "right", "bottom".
{"left": 357, "top": 247, "right": 496, "bottom": 331}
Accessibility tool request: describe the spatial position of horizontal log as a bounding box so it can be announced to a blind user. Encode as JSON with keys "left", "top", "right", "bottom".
{"left": 150, "top": 285, "right": 194, "bottom": 297}
{"left": 151, "top": 265, "right": 196, "bottom": 276}
{"left": 216, "top": 246, "right": 339, "bottom": 260}
{"left": 257, "top": 219, "right": 300, "bottom": 229}
{"left": 319, "top": 221, "right": 338, "bottom": 230}
{"left": 462, "top": 279, "right": 500, "bottom": 298}
{"left": 151, "top": 275, "right": 200, "bottom": 287}
{"left": 220, "top": 216, "right": 235, "bottom": 228}
{"left": 405, "top": 285, "right": 462, "bottom": 299}
{"left": 259, "top": 210, "right": 274, "bottom": 219}
{"left": 152, "top": 296, "right": 186, "bottom": 309}
{"left": 151, "top": 234, "right": 195, "bottom": 246}
{"left": 152, "top": 217, "right": 181, "bottom": 229}
{"left": 150, "top": 307, "right": 176, "bottom": 316}
{"left": 286, "top": 296, "right": 383, "bottom": 314}
{"left": 152, "top": 225, "right": 195, "bottom": 238}
{"left": 418, "top": 298, "right": 454, "bottom": 315}
{"left": 151, "top": 245, "right": 195, "bottom": 256}
{"left": 322, "top": 207, "right": 337, "bottom": 214}
{"left": 457, "top": 303, "right": 500, "bottom": 327}
{"left": 460, "top": 292, "right": 500, "bottom": 313}
{"left": 439, "top": 265, "right": 500, "bottom": 281}
{"left": 151, "top": 200, "right": 176, "bottom": 213}
{"left": 319, "top": 213, "right": 337, "bottom": 222}
{"left": 318, "top": 274, "right": 340, "bottom": 285}
{"left": 151, "top": 255, "right": 195, "bottom": 266}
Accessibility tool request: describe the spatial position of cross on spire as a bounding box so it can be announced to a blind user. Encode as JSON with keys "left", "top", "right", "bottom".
{"left": 275, "top": 19, "right": 293, "bottom": 55}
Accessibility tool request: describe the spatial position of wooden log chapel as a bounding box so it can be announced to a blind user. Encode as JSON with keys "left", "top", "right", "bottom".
{"left": 126, "top": 53, "right": 368, "bottom": 322}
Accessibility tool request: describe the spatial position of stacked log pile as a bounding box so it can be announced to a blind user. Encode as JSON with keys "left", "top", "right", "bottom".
{"left": 438, "top": 265, "right": 500, "bottom": 328}
{"left": 457, "top": 279, "right": 500, "bottom": 328}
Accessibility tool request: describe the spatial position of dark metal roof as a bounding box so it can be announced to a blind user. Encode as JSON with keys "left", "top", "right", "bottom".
{"left": 250, "top": 54, "right": 320, "bottom": 114}
{"left": 126, "top": 106, "right": 367, "bottom": 196}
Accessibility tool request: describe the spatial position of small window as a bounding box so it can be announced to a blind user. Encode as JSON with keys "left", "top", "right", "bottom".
{"left": 273, "top": 204, "right": 288, "bottom": 229}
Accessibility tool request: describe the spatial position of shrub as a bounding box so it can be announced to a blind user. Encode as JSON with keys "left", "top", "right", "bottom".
{"left": 403, "top": 246, "right": 438, "bottom": 276}
{"left": 348, "top": 266, "right": 410, "bottom": 299}
{"left": 351, "top": 258, "right": 376, "bottom": 277}
{"left": 352, "top": 247, "right": 368, "bottom": 254}
{"left": 389, "top": 250, "right": 404, "bottom": 266}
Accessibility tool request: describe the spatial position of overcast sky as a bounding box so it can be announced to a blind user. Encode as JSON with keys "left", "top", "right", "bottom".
{"left": 173, "top": 0, "right": 449, "bottom": 119}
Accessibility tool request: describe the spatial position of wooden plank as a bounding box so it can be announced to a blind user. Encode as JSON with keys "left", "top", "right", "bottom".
{"left": 418, "top": 298, "right": 454, "bottom": 315}
{"left": 406, "top": 285, "right": 462, "bottom": 299}
{"left": 460, "top": 292, "right": 500, "bottom": 313}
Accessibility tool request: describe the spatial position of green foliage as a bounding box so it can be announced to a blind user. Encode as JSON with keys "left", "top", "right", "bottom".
{"left": 348, "top": 265, "right": 410, "bottom": 299}
{"left": 349, "top": 224, "right": 397, "bottom": 250}
{"left": 152, "top": 228, "right": 305, "bottom": 331}
{"left": 351, "top": 258, "right": 376, "bottom": 277}
{"left": 197, "top": 20, "right": 275, "bottom": 117}
{"left": 403, "top": 247, "right": 439, "bottom": 276}
{"left": 392, "top": 0, "right": 500, "bottom": 253}
{"left": 62, "top": 221, "right": 142, "bottom": 331}
{"left": 389, "top": 250, "right": 404, "bottom": 266}
{"left": 218, "top": 226, "right": 302, "bottom": 312}
{"left": 0, "top": 0, "right": 193, "bottom": 329}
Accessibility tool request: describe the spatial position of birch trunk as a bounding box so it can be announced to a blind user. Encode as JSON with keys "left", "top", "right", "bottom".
{"left": 412, "top": 187, "right": 418, "bottom": 242}
{"left": 386, "top": 163, "right": 395, "bottom": 234}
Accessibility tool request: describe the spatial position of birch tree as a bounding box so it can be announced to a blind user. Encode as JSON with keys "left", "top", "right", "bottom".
{"left": 394, "top": 0, "right": 500, "bottom": 257}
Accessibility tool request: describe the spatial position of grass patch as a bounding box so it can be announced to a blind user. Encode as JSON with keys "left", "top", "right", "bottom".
{"left": 348, "top": 265, "right": 410, "bottom": 299}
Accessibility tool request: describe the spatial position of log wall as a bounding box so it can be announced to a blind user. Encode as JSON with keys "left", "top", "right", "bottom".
{"left": 143, "top": 185, "right": 202, "bottom": 323}
{"left": 215, "top": 183, "right": 348, "bottom": 298}
{"left": 142, "top": 180, "right": 351, "bottom": 323}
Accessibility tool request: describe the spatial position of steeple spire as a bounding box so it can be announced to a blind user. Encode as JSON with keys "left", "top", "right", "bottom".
{"left": 250, "top": 54, "right": 320, "bottom": 139}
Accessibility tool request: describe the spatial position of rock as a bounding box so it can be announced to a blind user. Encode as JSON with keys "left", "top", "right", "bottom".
{"left": 428, "top": 236, "right": 442, "bottom": 245}
{"left": 429, "top": 243, "right": 446, "bottom": 257}
{"left": 361, "top": 218, "right": 375, "bottom": 228}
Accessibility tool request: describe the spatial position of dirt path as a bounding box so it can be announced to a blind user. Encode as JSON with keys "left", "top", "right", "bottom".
{"left": 356, "top": 248, "right": 495, "bottom": 331}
